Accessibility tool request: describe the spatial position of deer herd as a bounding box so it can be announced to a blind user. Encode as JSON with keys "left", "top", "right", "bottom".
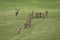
{"left": 15, "top": 9, "right": 48, "bottom": 34}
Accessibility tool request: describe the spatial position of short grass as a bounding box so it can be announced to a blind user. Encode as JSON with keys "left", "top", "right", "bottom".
{"left": 0, "top": 0, "right": 60, "bottom": 40}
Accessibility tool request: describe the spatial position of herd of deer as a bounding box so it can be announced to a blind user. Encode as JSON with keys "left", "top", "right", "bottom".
{"left": 15, "top": 9, "right": 48, "bottom": 34}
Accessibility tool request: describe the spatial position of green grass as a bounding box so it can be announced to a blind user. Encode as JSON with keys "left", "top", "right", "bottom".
{"left": 0, "top": 0, "right": 60, "bottom": 40}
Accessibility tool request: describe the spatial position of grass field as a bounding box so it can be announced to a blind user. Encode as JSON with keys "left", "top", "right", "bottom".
{"left": 0, "top": 0, "right": 60, "bottom": 40}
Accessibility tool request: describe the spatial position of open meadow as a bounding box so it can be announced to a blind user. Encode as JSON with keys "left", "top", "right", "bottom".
{"left": 0, "top": 0, "right": 60, "bottom": 40}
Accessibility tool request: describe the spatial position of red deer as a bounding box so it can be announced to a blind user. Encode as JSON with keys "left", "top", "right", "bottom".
{"left": 24, "top": 14, "right": 32, "bottom": 29}
{"left": 15, "top": 9, "right": 19, "bottom": 16}
{"left": 24, "top": 21, "right": 28, "bottom": 29}
{"left": 17, "top": 25, "right": 21, "bottom": 34}
{"left": 24, "top": 20, "right": 31, "bottom": 29}
{"left": 28, "top": 14, "right": 32, "bottom": 20}
{"left": 27, "top": 14, "right": 32, "bottom": 28}
{"left": 45, "top": 10, "right": 48, "bottom": 16}
{"left": 28, "top": 20, "right": 31, "bottom": 28}
{"left": 36, "top": 12, "right": 39, "bottom": 18}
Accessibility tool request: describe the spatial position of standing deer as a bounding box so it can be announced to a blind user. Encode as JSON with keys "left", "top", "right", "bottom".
{"left": 39, "top": 12, "right": 42, "bottom": 18}
{"left": 24, "top": 14, "right": 32, "bottom": 29}
{"left": 27, "top": 14, "right": 32, "bottom": 28}
{"left": 24, "top": 21, "right": 28, "bottom": 29}
{"left": 45, "top": 10, "right": 48, "bottom": 16}
{"left": 36, "top": 12, "right": 39, "bottom": 18}
{"left": 17, "top": 25, "right": 21, "bottom": 34}
{"left": 15, "top": 9, "right": 19, "bottom": 16}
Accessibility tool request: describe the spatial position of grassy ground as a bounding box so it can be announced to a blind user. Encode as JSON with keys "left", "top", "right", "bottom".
{"left": 0, "top": 0, "right": 60, "bottom": 40}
